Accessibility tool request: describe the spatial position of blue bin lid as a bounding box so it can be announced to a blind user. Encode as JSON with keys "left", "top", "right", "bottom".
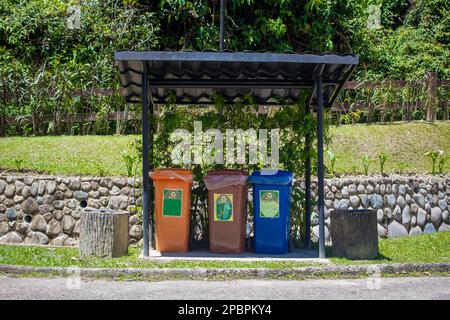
{"left": 249, "top": 170, "right": 293, "bottom": 185}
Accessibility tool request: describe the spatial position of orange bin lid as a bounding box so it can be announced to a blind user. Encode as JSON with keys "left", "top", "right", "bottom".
{"left": 150, "top": 168, "right": 194, "bottom": 184}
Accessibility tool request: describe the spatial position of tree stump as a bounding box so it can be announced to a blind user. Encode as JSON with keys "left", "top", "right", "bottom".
{"left": 330, "top": 209, "right": 378, "bottom": 260}
{"left": 79, "top": 209, "right": 129, "bottom": 258}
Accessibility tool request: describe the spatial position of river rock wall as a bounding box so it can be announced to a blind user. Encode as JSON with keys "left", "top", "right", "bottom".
{"left": 0, "top": 175, "right": 143, "bottom": 246}
{"left": 303, "top": 174, "right": 450, "bottom": 242}
{"left": 0, "top": 174, "right": 449, "bottom": 247}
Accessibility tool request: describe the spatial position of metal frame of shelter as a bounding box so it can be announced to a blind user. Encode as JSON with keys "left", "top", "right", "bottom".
{"left": 115, "top": 50, "right": 358, "bottom": 258}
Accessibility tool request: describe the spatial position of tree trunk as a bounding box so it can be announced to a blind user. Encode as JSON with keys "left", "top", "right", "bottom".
{"left": 79, "top": 209, "right": 129, "bottom": 258}
{"left": 330, "top": 209, "right": 378, "bottom": 260}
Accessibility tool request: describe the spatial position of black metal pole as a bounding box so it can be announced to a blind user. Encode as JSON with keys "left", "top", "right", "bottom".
{"left": 219, "top": 0, "right": 225, "bottom": 51}
{"left": 149, "top": 85, "right": 154, "bottom": 251}
{"left": 304, "top": 105, "right": 312, "bottom": 248}
{"left": 141, "top": 64, "right": 150, "bottom": 257}
{"left": 315, "top": 74, "right": 326, "bottom": 258}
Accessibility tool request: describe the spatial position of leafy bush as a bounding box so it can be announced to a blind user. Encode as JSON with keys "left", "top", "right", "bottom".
{"left": 1, "top": 0, "right": 449, "bottom": 136}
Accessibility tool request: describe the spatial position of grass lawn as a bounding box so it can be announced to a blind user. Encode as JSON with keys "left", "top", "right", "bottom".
{"left": 0, "top": 121, "right": 448, "bottom": 176}
{"left": 329, "top": 232, "right": 450, "bottom": 265}
{"left": 0, "top": 135, "right": 134, "bottom": 176}
{"left": 329, "top": 121, "right": 450, "bottom": 174}
{"left": 0, "top": 232, "right": 448, "bottom": 269}
{"left": 0, "top": 245, "right": 318, "bottom": 269}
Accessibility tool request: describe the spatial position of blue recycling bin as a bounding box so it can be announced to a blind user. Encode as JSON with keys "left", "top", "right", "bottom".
{"left": 249, "top": 170, "right": 293, "bottom": 254}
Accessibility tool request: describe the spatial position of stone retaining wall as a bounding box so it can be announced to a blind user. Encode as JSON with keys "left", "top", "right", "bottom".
{"left": 0, "top": 174, "right": 449, "bottom": 247}
{"left": 0, "top": 175, "right": 143, "bottom": 246}
{"left": 302, "top": 174, "right": 450, "bottom": 242}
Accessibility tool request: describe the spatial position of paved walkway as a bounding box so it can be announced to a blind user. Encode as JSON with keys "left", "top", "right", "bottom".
{"left": 0, "top": 276, "right": 448, "bottom": 300}
{"left": 143, "top": 248, "right": 329, "bottom": 263}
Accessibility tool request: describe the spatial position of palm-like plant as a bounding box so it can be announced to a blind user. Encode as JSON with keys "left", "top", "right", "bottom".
{"left": 437, "top": 154, "right": 448, "bottom": 174}
{"left": 362, "top": 155, "right": 372, "bottom": 176}
{"left": 121, "top": 149, "right": 137, "bottom": 177}
{"left": 14, "top": 159, "right": 23, "bottom": 171}
{"left": 397, "top": 162, "right": 409, "bottom": 174}
{"left": 378, "top": 152, "right": 389, "bottom": 174}
{"left": 327, "top": 150, "right": 336, "bottom": 175}
{"left": 423, "top": 150, "right": 442, "bottom": 174}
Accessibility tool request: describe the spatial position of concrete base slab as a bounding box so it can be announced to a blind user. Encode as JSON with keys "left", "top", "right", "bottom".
{"left": 139, "top": 248, "right": 329, "bottom": 264}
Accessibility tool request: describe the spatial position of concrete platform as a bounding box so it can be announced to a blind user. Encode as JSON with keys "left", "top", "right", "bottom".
{"left": 140, "top": 248, "right": 329, "bottom": 264}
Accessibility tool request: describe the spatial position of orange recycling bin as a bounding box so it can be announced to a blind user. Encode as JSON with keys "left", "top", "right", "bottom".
{"left": 150, "top": 168, "right": 193, "bottom": 252}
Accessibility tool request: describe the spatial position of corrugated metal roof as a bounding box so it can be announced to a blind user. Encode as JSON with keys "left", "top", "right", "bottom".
{"left": 114, "top": 51, "right": 358, "bottom": 107}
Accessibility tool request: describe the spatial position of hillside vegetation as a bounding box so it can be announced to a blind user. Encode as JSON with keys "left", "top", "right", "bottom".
{"left": 0, "top": 0, "right": 448, "bottom": 136}
{"left": 0, "top": 122, "right": 448, "bottom": 176}
{"left": 330, "top": 121, "right": 450, "bottom": 174}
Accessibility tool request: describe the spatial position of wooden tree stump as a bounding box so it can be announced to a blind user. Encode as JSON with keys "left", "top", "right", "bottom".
{"left": 330, "top": 209, "right": 378, "bottom": 260}
{"left": 79, "top": 209, "right": 129, "bottom": 258}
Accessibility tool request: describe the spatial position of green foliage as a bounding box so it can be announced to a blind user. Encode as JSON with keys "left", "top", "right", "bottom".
{"left": 1, "top": 232, "right": 449, "bottom": 268}
{"left": 351, "top": 163, "right": 358, "bottom": 175}
{"left": 148, "top": 92, "right": 318, "bottom": 244}
{"left": 330, "top": 232, "right": 450, "bottom": 265}
{"left": 330, "top": 122, "right": 450, "bottom": 174}
{"left": 378, "top": 152, "right": 389, "bottom": 174}
{"left": 326, "top": 150, "right": 336, "bottom": 176}
{"left": 0, "top": 0, "right": 159, "bottom": 136}
{"left": 423, "top": 149, "right": 449, "bottom": 175}
{"left": 0, "top": 0, "right": 448, "bottom": 245}
{"left": 361, "top": 155, "right": 372, "bottom": 175}
{"left": 349, "top": 0, "right": 449, "bottom": 81}
{"left": 0, "top": 244, "right": 319, "bottom": 269}
{"left": 13, "top": 158, "right": 23, "bottom": 171}
{"left": 0, "top": 123, "right": 448, "bottom": 176}
{"left": 291, "top": 187, "right": 307, "bottom": 248}
{"left": 91, "top": 161, "right": 110, "bottom": 177}
{"left": 422, "top": 150, "right": 442, "bottom": 174}
{"left": 437, "top": 155, "right": 448, "bottom": 174}
{"left": 397, "top": 162, "right": 408, "bottom": 174}
{"left": 121, "top": 149, "right": 138, "bottom": 177}
{"left": 0, "top": 0, "right": 449, "bottom": 136}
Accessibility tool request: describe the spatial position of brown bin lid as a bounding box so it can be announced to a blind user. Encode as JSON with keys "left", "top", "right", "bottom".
{"left": 203, "top": 169, "right": 248, "bottom": 190}
{"left": 150, "top": 168, "right": 194, "bottom": 184}
{"left": 205, "top": 169, "right": 248, "bottom": 176}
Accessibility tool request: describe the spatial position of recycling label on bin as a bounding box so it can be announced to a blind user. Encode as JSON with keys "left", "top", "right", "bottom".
{"left": 162, "top": 189, "right": 183, "bottom": 217}
{"left": 214, "top": 193, "right": 233, "bottom": 222}
{"left": 259, "top": 190, "right": 280, "bottom": 218}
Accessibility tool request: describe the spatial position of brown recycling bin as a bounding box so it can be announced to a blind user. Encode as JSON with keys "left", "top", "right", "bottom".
{"left": 204, "top": 170, "right": 248, "bottom": 254}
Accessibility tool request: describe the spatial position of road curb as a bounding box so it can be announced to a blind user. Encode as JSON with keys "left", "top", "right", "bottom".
{"left": 0, "top": 263, "right": 449, "bottom": 279}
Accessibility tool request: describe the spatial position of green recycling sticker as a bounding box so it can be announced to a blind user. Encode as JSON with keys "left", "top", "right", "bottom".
{"left": 214, "top": 193, "right": 233, "bottom": 222}
{"left": 260, "top": 190, "right": 279, "bottom": 218}
{"left": 162, "top": 189, "right": 183, "bottom": 217}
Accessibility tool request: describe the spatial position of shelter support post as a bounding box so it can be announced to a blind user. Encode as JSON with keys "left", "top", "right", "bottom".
{"left": 149, "top": 88, "right": 154, "bottom": 250}
{"left": 315, "top": 73, "right": 326, "bottom": 258}
{"left": 141, "top": 65, "right": 151, "bottom": 257}
{"left": 219, "top": 0, "right": 225, "bottom": 51}
{"left": 304, "top": 105, "right": 312, "bottom": 248}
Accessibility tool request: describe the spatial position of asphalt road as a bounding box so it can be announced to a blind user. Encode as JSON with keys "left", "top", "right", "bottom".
{"left": 0, "top": 276, "right": 449, "bottom": 300}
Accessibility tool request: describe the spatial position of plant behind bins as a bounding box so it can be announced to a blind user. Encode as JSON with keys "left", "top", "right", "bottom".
{"left": 118, "top": 100, "right": 448, "bottom": 248}
{"left": 119, "top": 98, "right": 318, "bottom": 248}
